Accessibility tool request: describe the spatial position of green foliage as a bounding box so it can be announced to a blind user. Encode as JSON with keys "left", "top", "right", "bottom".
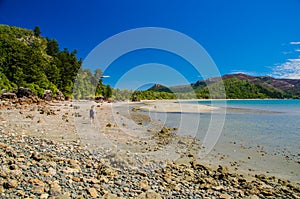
{"left": 135, "top": 78, "right": 291, "bottom": 100}
{"left": 193, "top": 78, "right": 288, "bottom": 99}
{"left": 222, "top": 78, "right": 287, "bottom": 99}
{"left": 25, "top": 83, "right": 44, "bottom": 98}
{"left": 0, "top": 24, "right": 81, "bottom": 98}
{"left": 1, "top": 24, "right": 297, "bottom": 100}
{"left": 73, "top": 68, "right": 113, "bottom": 99}
{"left": 112, "top": 89, "right": 133, "bottom": 101}
{"left": 105, "top": 85, "right": 113, "bottom": 99}
{"left": 132, "top": 90, "right": 176, "bottom": 100}
{"left": 34, "top": 26, "right": 41, "bottom": 37}
{"left": 0, "top": 71, "right": 16, "bottom": 92}
{"left": 46, "top": 38, "right": 59, "bottom": 56}
{"left": 55, "top": 49, "right": 82, "bottom": 97}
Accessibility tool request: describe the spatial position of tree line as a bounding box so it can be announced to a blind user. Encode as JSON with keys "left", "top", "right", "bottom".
{"left": 0, "top": 25, "right": 112, "bottom": 99}
{"left": 0, "top": 25, "right": 294, "bottom": 101}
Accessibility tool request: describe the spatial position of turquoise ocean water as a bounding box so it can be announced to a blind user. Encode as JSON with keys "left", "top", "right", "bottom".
{"left": 154, "top": 99, "right": 300, "bottom": 158}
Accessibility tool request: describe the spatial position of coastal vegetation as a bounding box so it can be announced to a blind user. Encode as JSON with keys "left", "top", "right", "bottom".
{"left": 0, "top": 24, "right": 299, "bottom": 101}
{"left": 146, "top": 75, "right": 300, "bottom": 100}
{"left": 0, "top": 25, "right": 111, "bottom": 99}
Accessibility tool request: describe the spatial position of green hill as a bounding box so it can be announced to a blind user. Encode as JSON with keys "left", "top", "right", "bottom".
{"left": 195, "top": 77, "right": 288, "bottom": 99}
{"left": 0, "top": 24, "right": 81, "bottom": 97}
{"left": 147, "top": 74, "right": 299, "bottom": 99}
{"left": 0, "top": 24, "right": 113, "bottom": 100}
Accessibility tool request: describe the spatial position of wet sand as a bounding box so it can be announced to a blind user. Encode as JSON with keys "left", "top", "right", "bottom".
{"left": 139, "top": 100, "right": 218, "bottom": 113}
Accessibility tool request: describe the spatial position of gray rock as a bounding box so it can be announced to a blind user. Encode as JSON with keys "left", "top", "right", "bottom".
{"left": 44, "top": 90, "right": 53, "bottom": 101}
{"left": 136, "top": 190, "right": 162, "bottom": 199}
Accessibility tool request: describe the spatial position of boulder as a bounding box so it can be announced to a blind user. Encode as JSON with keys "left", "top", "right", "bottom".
{"left": 44, "top": 90, "right": 53, "bottom": 101}
{"left": 1, "top": 92, "right": 17, "bottom": 100}
{"left": 55, "top": 90, "right": 65, "bottom": 101}
{"left": 13, "top": 87, "right": 35, "bottom": 98}
{"left": 18, "top": 97, "right": 33, "bottom": 105}
{"left": 65, "top": 96, "right": 71, "bottom": 101}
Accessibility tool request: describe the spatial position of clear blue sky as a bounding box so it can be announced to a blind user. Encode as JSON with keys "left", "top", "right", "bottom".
{"left": 1, "top": 0, "right": 300, "bottom": 89}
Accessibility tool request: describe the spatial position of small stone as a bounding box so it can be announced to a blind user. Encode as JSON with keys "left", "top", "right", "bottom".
{"left": 63, "top": 167, "right": 80, "bottom": 173}
{"left": 62, "top": 192, "right": 71, "bottom": 198}
{"left": 87, "top": 187, "right": 98, "bottom": 198}
{"left": 220, "top": 193, "right": 232, "bottom": 199}
{"left": 29, "top": 178, "right": 42, "bottom": 184}
{"left": 31, "top": 152, "right": 43, "bottom": 161}
{"left": 0, "top": 186, "right": 4, "bottom": 193}
{"left": 173, "top": 185, "right": 180, "bottom": 191}
{"left": 123, "top": 187, "right": 129, "bottom": 192}
{"left": 102, "top": 192, "right": 118, "bottom": 199}
{"left": 47, "top": 167, "right": 56, "bottom": 176}
{"left": 17, "top": 157, "right": 25, "bottom": 162}
{"left": 37, "top": 119, "right": 45, "bottom": 123}
{"left": 217, "top": 165, "right": 229, "bottom": 174}
{"left": 3, "top": 179, "right": 18, "bottom": 189}
{"left": 50, "top": 181, "right": 61, "bottom": 196}
{"left": 68, "top": 159, "right": 78, "bottom": 166}
{"left": 32, "top": 183, "right": 45, "bottom": 194}
{"left": 99, "top": 176, "right": 109, "bottom": 183}
{"left": 244, "top": 195, "right": 259, "bottom": 199}
{"left": 139, "top": 180, "right": 149, "bottom": 191}
{"left": 40, "top": 193, "right": 49, "bottom": 199}
{"left": 17, "top": 190, "right": 25, "bottom": 196}
{"left": 72, "top": 177, "right": 81, "bottom": 182}
{"left": 187, "top": 153, "right": 194, "bottom": 158}
{"left": 10, "top": 169, "right": 22, "bottom": 178}
{"left": 137, "top": 190, "right": 162, "bottom": 199}
{"left": 90, "top": 178, "right": 100, "bottom": 184}
{"left": 260, "top": 189, "right": 275, "bottom": 196}
{"left": 49, "top": 161, "right": 57, "bottom": 168}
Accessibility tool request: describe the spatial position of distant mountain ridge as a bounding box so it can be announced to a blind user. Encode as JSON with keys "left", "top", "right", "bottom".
{"left": 148, "top": 73, "right": 300, "bottom": 99}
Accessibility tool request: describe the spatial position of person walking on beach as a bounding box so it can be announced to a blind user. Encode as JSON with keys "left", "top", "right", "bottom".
{"left": 90, "top": 105, "right": 95, "bottom": 124}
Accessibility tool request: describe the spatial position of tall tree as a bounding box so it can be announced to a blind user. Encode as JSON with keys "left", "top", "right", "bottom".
{"left": 46, "top": 38, "right": 59, "bottom": 56}
{"left": 34, "top": 26, "right": 41, "bottom": 37}
{"left": 105, "top": 85, "right": 113, "bottom": 99}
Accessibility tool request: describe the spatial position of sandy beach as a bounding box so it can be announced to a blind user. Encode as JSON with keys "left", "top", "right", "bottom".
{"left": 139, "top": 100, "right": 218, "bottom": 113}
{"left": 0, "top": 99, "right": 299, "bottom": 198}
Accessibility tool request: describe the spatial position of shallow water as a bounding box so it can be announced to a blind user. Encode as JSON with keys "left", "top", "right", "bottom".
{"left": 152, "top": 99, "right": 300, "bottom": 158}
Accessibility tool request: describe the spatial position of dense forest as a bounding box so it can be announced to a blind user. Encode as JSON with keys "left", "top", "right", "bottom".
{"left": 0, "top": 25, "right": 111, "bottom": 99}
{"left": 146, "top": 76, "right": 300, "bottom": 100}
{"left": 1, "top": 25, "right": 299, "bottom": 101}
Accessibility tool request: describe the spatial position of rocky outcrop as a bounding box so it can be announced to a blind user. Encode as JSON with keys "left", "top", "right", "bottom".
{"left": 13, "top": 87, "right": 36, "bottom": 98}
{"left": 0, "top": 88, "right": 39, "bottom": 105}
{"left": 0, "top": 87, "right": 67, "bottom": 107}
{"left": 55, "top": 91, "right": 65, "bottom": 101}
{"left": 0, "top": 92, "right": 17, "bottom": 100}
{"left": 43, "top": 90, "right": 53, "bottom": 101}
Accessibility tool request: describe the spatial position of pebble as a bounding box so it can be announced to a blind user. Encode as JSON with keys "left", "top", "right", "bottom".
{"left": 139, "top": 180, "right": 149, "bottom": 191}
{"left": 137, "top": 190, "right": 162, "bottom": 199}
{"left": 87, "top": 187, "right": 98, "bottom": 198}
{"left": 102, "top": 192, "right": 118, "bottom": 199}
{"left": 3, "top": 179, "right": 18, "bottom": 189}
{"left": 0, "top": 103, "right": 299, "bottom": 198}
{"left": 40, "top": 193, "right": 49, "bottom": 199}
{"left": 49, "top": 181, "right": 61, "bottom": 196}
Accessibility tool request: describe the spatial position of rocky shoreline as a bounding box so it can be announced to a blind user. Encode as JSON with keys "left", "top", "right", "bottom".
{"left": 0, "top": 100, "right": 299, "bottom": 198}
